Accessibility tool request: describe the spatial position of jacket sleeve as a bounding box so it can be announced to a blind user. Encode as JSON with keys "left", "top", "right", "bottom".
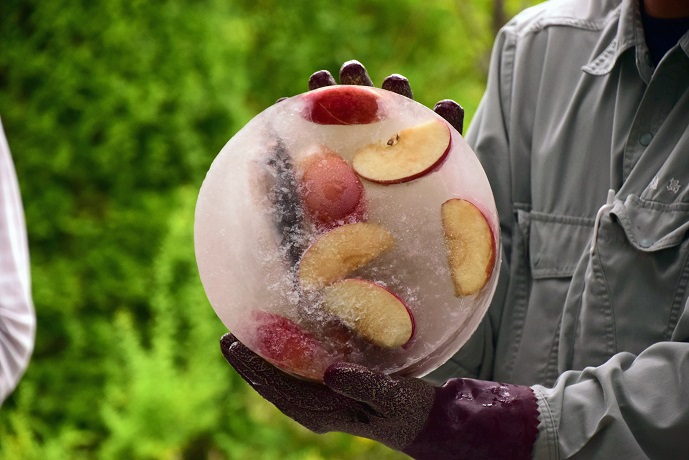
{"left": 0, "top": 117, "right": 36, "bottom": 405}
{"left": 424, "top": 26, "right": 517, "bottom": 384}
{"left": 533, "top": 330, "right": 689, "bottom": 459}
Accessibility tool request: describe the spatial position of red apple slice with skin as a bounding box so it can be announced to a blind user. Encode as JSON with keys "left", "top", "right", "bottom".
{"left": 250, "top": 311, "right": 332, "bottom": 380}
{"left": 298, "top": 148, "right": 366, "bottom": 228}
{"left": 298, "top": 222, "right": 395, "bottom": 290}
{"left": 322, "top": 278, "right": 414, "bottom": 348}
{"left": 353, "top": 118, "right": 451, "bottom": 184}
{"left": 441, "top": 198, "right": 496, "bottom": 296}
{"left": 303, "top": 85, "right": 382, "bottom": 125}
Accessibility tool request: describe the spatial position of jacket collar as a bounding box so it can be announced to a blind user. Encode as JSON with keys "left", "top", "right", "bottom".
{"left": 582, "top": 0, "right": 650, "bottom": 77}
{"left": 581, "top": 0, "right": 689, "bottom": 80}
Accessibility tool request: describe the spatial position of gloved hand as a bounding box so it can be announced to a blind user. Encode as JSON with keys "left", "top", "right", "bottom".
{"left": 280, "top": 60, "right": 465, "bottom": 135}
{"left": 221, "top": 333, "right": 540, "bottom": 460}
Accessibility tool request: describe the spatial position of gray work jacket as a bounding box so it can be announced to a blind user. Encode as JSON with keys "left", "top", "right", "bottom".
{"left": 426, "top": 0, "right": 689, "bottom": 458}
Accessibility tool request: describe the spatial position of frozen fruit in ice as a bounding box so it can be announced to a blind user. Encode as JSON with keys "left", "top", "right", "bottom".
{"left": 298, "top": 148, "right": 366, "bottom": 228}
{"left": 251, "top": 311, "right": 331, "bottom": 380}
{"left": 441, "top": 198, "right": 496, "bottom": 296}
{"left": 298, "top": 222, "right": 395, "bottom": 289}
{"left": 322, "top": 278, "right": 414, "bottom": 348}
{"left": 303, "top": 85, "right": 382, "bottom": 125}
{"left": 353, "top": 118, "right": 451, "bottom": 184}
{"left": 195, "top": 86, "right": 501, "bottom": 381}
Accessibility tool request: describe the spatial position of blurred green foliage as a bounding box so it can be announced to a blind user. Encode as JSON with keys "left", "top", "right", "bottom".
{"left": 0, "top": 0, "right": 539, "bottom": 458}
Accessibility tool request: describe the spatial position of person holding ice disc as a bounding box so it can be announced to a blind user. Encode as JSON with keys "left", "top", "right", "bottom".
{"left": 219, "top": 0, "right": 689, "bottom": 458}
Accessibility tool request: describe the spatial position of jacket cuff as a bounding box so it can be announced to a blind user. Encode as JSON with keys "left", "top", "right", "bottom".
{"left": 403, "top": 378, "right": 540, "bottom": 460}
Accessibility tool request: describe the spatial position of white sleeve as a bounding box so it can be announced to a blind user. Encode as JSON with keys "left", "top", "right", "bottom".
{"left": 0, "top": 117, "right": 36, "bottom": 405}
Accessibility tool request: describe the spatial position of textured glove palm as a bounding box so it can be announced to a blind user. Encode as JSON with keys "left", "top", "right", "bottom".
{"left": 221, "top": 334, "right": 539, "bottom": 460}
{"left": 221, "top": 334, "right": 434, "bottom": 451}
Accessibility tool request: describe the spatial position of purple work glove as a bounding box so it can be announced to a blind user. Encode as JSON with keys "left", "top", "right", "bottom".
{"left": 221, "top": 333, "right": 540, "bottom": 460}
{"left": 280, "top": 60, "right": 465, "bottom": 135}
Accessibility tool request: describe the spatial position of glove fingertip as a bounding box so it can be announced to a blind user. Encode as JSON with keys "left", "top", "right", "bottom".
{"left": 220, "top": 332, "right": 238, "bottom": 351}
{"left": 381, "top": 74, "right": 414, "bottom": 99}
{"left": 339, "top": 60, "right": 374, "bottom": 86}
{"left": 308, "top": 70, "right": 336, "bottom": 91}
{"left": 219, "top": 333, "right": 257, "bottom": 366}
{"left": 433, "top": 99, "right": 464, "bottom": 135}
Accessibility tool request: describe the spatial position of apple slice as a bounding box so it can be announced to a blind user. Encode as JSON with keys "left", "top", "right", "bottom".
{"left": 298, "top": 222, "right": 395, "bottom": 289}
{"left": 303, "top": 85, "right": 382, "bottom": 125}
{"left": 298, "top": 148, "right": 366, "bottom": 228}
{"left": 352, "top": 118, "right": 451, "bottom": 184}
{"left": 250, "top": 311, "right": 331, "bottom": 380}
{"left": 322, "top": 279, "right": 414, "bottom": 348}
{"left": 441, "top": 198, "right": 496, "bottom": 296}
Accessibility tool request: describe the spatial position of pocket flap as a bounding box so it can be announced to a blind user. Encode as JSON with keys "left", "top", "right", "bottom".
{"left": 529, "top": 212, "right": 594, "bottom": 279}
{"left": 610, "top": 195, "right": 689, "bottom": 252}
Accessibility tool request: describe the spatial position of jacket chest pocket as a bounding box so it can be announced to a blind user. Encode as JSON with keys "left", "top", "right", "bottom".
{"left": 500, "top": 212, "right": 592, "bottom": 385}
{"left": 572, "top": 195, "right": 689, "bottom": 369}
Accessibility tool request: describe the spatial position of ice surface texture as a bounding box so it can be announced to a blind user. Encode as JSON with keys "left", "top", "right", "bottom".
{"left": 195, "top": 86, "right": 500, "bottom": 381}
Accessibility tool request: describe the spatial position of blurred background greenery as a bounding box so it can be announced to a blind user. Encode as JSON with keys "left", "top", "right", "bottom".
{"left": 0, "top": 0, "right": 540, "bottom": 458}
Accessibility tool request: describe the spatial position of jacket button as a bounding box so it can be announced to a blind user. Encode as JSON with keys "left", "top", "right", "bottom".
{"left": 639, "top": 132, "right": 653, "bottom": 146}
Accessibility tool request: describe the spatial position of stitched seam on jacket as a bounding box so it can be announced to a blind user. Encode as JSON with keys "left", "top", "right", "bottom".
{"left": 501, "top": 31, "right": 516, "bottom": 144}
{"left": 532, "top": 386, "right": 561, "bottom": 460}
{"left": 566, "top": 271, "right": 586, "bottom": 371}
{"left": 593, "top": 245, "right": 617, "bottom": 357}
{"left": 543, "top": 314, "right": 563, "bottom": 387}
{"left": 505, "top": 213, "right": 531, "bottom": 379}
{"left": 521, "top": 16, "right": 611, "bottom": 36}
{"left": 530, "top": 212, "right": 595, "bottom": 226}
{"left": 666, "top": 245, "right": 689, "bottom": 340}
